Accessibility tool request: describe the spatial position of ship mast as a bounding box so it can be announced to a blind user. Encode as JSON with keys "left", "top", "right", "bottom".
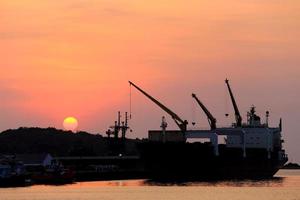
{"left": 129, "top": 81, "right": 188, "bottom": 132}
{"left": 192, "top": 93, "right": 217, "bottom": 130}
{"left": 225, "top": 79, "right": 242, "bottom": 127}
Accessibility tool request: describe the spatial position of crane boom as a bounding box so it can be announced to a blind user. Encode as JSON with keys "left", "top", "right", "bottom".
{"left": 191, "top": 93, "right": 217, "bottom": 130}
{"left": 225, "top": 79, "right": 242, "bottom": 127}
{"left": 129, "top": 81, "right": 188, "bottom": 132}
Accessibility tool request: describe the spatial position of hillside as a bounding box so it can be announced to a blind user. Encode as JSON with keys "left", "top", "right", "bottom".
{"left": 0, "top": 127, "right": 140, "bottom": 156}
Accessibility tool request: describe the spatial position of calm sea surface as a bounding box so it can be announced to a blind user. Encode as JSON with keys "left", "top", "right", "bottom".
{"left": 1, "top": 170, "right": 300, "bottom": 200}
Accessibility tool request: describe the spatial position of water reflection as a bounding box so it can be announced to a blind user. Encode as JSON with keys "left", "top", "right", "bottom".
{"left": 54, "top": 177, "right": 287, "bottom": 188}
{"left": 1, "top": 170, "right": 298, "bottom": 189}
{"left": 145, "top": 177, "right": 285, "bottom": 187}
{"left": 1, "top": 171, "right": 298, "bottom": 200}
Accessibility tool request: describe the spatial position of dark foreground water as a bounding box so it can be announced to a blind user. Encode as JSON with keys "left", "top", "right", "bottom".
{"left": 1, "top": 170, "right": 299, "bottom": 200}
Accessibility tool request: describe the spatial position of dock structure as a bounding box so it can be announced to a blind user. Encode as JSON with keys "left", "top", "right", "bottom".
{"left": 55, "top": 156, "right": 140, "bottom": 161}
{"left": 54, "top": 155, "right": 143, "bottom": 180}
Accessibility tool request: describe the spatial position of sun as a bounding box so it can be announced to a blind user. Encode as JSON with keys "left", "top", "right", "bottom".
{"left": 63, "top": 117, "right": 78, "bottom": 132}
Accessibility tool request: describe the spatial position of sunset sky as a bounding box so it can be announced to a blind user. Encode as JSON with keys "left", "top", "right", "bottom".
{"left": 0, "top": 1, "right": 299, "bottom": 162}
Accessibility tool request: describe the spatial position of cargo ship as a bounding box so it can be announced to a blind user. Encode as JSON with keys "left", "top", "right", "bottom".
{"left": 128, "top": 80, "right": 288, "bottom": 180}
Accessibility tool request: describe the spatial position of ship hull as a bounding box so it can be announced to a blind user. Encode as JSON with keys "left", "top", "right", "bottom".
{"left": 139, "top": 142, "right": 288, "bottom": 180}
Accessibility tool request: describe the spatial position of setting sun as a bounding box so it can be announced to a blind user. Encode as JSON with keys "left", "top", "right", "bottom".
{"left": 63, "top": 117, "right": 78, "bottom": 132}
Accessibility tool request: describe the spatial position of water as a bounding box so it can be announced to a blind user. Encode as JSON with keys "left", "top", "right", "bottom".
{"left": 1, "top": 170, "right": 299, "bottom": 200}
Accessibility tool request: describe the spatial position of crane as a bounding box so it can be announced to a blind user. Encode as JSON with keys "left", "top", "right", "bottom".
{"left": 191, "top": 93, "right": 217, "bottom": 130}
{"left": 225, "top": 79, "right": 242, "bottom": 127}
{"left": 129, "top": 81, "right": 188, "bottom": 132}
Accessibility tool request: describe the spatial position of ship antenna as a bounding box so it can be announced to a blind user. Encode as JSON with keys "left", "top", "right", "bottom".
{"left": 224, "top": 82, "right": 229, "bottom": 117}
{"left": 129, "top": 83, "right": 132, "bottom": 119}
{"left": 191, "top": 96, "right": 196, "bottom": 126}
{"left": 265, "top": 111, "right": 269, "bottom": 127}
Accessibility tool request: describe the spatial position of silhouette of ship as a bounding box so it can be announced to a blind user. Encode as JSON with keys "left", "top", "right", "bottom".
{"left": 128, "top": 80, "right": 288, "bottom": 180}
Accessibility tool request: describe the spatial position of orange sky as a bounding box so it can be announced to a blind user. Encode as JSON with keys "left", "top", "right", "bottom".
{"left": 0, "top": 0, "right": 300, "bottom": 162}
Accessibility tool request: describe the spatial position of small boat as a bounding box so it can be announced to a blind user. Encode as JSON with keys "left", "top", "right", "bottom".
{"left": 0, "top": 159, "right": 27, "bottom": 187}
